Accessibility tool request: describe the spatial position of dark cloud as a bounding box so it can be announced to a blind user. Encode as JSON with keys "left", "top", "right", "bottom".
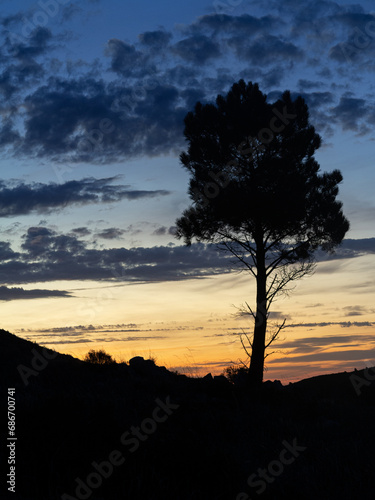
{"left": 315, "top": 238, "right": 375, "bottom": 262}
{"left": 287, "top": 321, "right": 374, "bottom": 329}
{"left": 189, "top": 13, "right": 280, "bottom": 36}
{"left": 0, "top": 119, "right": 20, "bottom": 145}
{"left": 105, "top": 38, "right": 152, "bottom": 76}
{"left": 299, "top": 91, "right": 335, "bottom": 109}
{"left": 0, "top": 4, "right": 372, "bottom": 172}
{"left": 269, "top": 349, "right": 375, "bottom": 364}
{"left": 268, "top": 311, "right": 290, "bottom": 320}
{"left": 151, "top": 225, "right": 177, "bottom": 237}
{"left": 0, "top": 228, "right": 235, "bottom": 285}
{"left": 61, "top": 3, "right": 84, "bottom": 22}
{"left": 0, "top": 227, "right": 372, "bottom": 286}
{"left": 10, "top": 76, "right": 189, "bottom": 162}
{"left": 71, "top": 227, "right": 91, "bottom": 236}
{"left": 21, "top": 226, "right": 86, "bottom": 257}
{"left": 330, "top": 95, "right": 368, "bottom": 131}
{"left": 0, "top": 5, "right": 371, "bottom": 163}
{"left": 278, "top": 333, "right": 375, "bottom": 352}
{"left": 164, "top": 65, "right": 200, "bottom": 87}
{"left": 0, "top": 240, "right": 19, "bottom": 260}
{"left": 96, "top": 228, "right": 125, "bottom": 239}
{"left": 0, "top": 177, "right": 170, "bottom": 217}
{"left": 5, "top": 26, "right": 53, "bottom": 59}
{"left": 153, "top": 226, "right": 167, "bottom": 236}
{"left": 343, "top": 305, "right": 374, "bottom": 317}
{"left": 138, "top": 30, "right": 172, "bottom": 49}
{"left": 228, "top": 34, "right": 303, "bottom": 65}
{"left": 335, "top": 11, "right": 375, "bottom": 29}
{"left": 172, "top": 35, "right": 221, "bottom": 64}
{"left": 0, "top": 27, "right": 54, "bottom": 98}
{"left": 42, "top": 339, "right": 93, "bottom": 345}
{"left": 35, "top": 323, "right": 140, "bottom": 334}
{"left": 0, "top": 285, "right": 71, "bottom": 301}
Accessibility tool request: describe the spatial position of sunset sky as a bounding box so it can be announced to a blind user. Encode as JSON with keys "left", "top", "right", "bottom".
{"left": 0, "top": 0, "right": 374, "bottom": 383}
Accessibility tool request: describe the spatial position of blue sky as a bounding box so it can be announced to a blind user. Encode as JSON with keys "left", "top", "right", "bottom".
{"left": 0, "top": 0, "right": 374, "bottom": 380}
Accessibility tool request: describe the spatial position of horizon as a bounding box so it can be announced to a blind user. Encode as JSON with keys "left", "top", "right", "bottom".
{"left": 0, "top": 0, "right": 374, "bottom": 384}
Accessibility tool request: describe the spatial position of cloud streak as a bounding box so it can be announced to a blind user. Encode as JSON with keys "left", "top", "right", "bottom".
{"left": 0, "top": 285, "right": 71, "bottom": 301}
{"left": 0, "top": 225, "right": 372, "bottom": 286}
{"left": 0, "top": 177, "right": 170, "bottom": 216}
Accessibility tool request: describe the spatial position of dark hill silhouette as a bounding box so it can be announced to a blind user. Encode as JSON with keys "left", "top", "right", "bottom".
{"left": 1, "top": 329, "right": 375, "bottom": 500}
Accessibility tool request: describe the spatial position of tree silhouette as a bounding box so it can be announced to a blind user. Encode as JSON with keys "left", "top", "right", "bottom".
{"left": 175, "top": 80, "right": 350, "bottom": 385}
{"left": 83, "top": 349, "right": 116, "bottom": 365}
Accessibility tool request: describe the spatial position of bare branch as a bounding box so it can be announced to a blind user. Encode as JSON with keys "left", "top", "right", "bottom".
{"left": 265, "top": 318, "right": 286, "bottom": 349}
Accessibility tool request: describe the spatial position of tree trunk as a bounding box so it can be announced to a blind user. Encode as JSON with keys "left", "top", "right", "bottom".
{"left": 248, "top": 241, "right": 267, "bottom": 386}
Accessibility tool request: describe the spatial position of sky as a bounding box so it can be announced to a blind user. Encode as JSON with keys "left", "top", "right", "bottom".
{"left": 0, "top": 0, "right": 375, "bottom": 383}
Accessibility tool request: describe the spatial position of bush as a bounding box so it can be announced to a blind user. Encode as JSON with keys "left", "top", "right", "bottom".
{"left": 223, "top": 365, "right": 248, "bottom": 384}
{"left": 83, "top": 349, "right": 116, "bottom": 365}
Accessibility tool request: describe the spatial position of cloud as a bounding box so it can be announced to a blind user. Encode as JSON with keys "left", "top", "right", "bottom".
{"left": 172, "top": 35, "right": 221, "bottom": 64}
{"left": 96, "top": 228, "right": 125, "bottom": 239}
{"left": 314, "top": 238, "right": 375, "bottom": 263}
{"left": 0, "top": 240, "right": 18, "bottom": 260}
{"left": 21, "top": 226, "right": 86, "bottom": 257}
{"left": 0, "top": 2, "right": 373, "bottom": 165}
{"left": 151, "top": 225, "right": 178, "bottom": 237}
{"left": 0, "top": 228, "right": 235, "bottom": 285}
{"left": 0, "top": 27, "right": 54, "bottom": 99}
{"left": 153, "top": 226, "right": 167, "bottom": 236}
{"left": 190, "top": 13, "right": 280, "bottom": 36}
{"left": 228, "top": 34, "right": 303, "bottom": 65}
{"left": 267, "top": 329, "right": 375, "bottom": 364}
{"left": 342, "top": 305, "right": 375, "bottom": 317}
{"left": 0, "top": 177, "right": 171, "bottom": 216}
{"left": 138, "top": 29, "right": 172, "bottom": 49}
{"left": 0, "top": 285, "right": 71, "bottom": 301}
{"left": 10, "top": 26, "right": 53, "bottom": 59}
{"left": 11, "top": 76, "right": 190, "bottom": 162}
{"left": 268, "top": 311, "right": 290, "bottom": 320}
{"left": 330, "top": 95, "right": 368, "bottom": 131}
{"left": 298, "top": 79, "right": 324, "bottom": 90}
{"left": 105, "top": 38, "right": 151, "bottom": 76}
{"left": 0, "top": 230, "right": 373, "bottom": 286}
{"left": 71, "top": 227, "right": 91, "bottom": 236}
{"left": 269, "top": 349, "right": 375, "bottom": 364}
{"left": 34, "top": 323, "right": 140, "bottom": 334}
{"left": 278, "top": 333, "right": 375, "bottom": 350}
{"left": 287, "top": 321, "right": 374, "bottom": 329}
{"left": 42, "top": 339, "right": 93, "bottom": 345}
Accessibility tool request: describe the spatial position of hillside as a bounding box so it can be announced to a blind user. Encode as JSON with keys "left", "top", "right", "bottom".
{"left": 1, "top": 329, "right": 375, "bottom": 500}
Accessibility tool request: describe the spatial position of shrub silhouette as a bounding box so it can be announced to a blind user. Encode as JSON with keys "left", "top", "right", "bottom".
{"left": 223, "top": 365, "right": 248, "bottom": 384}
{"left": 83, "top": 349, "right": 116, "bottom": 365}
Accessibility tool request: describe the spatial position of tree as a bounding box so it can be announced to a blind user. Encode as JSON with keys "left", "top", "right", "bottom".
{"left": 175, "top": 80, "right": 350, "bottom": 385}
{"left": 83, "top": 349, "right": 116, "bottom": 365}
